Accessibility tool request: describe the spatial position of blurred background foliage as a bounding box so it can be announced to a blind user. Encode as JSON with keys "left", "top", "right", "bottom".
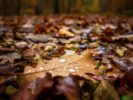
{"left": 0, "top": 0, "right": 133, "bottom": 16}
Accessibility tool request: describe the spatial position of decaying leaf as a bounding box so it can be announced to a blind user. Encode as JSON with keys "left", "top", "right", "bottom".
{"left": 0, "top": 15, "right": 133, "bottom": 100}
{"left": 111, "top": 58, "right": 133, "bottom": 75}
{"left": 26, "top": 34, "right": 49, "bottom": 42}
{"left": 0, "top": 52, "right": 21, "bottom": 64}
{"left": 93, "top": 80, "right": 119, "bottom": 100}
{"left": 12, "top": 73, "right": 81, "bottom": 100}
{"left": 112, "top": 34, "right": 133, "bottom": 42}
{"left": 0, "top": 46, "right": 15, "bottom": 52}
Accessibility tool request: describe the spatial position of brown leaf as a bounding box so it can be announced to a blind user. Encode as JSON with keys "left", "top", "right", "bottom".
{"left": 94, "top": 80, "right": 119, "bottom": 100}
{"left": 111, "top": 58, "right": 133, "bottom": 75}
{"left": 0, "top": 46, "right": 15, "bottom": 52}
{"left": 21, "top": 50, "right": 99, "bottom": 84}
{"left": 12, "top": 73, "right": 81, "bottom": 100}
{"left": 12, "top": 73, "right": 53, "bottom": 100}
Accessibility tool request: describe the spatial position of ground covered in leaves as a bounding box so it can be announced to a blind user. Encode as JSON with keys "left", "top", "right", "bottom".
{"left": 0, "top": 14, "right": 133, "bottom": 100}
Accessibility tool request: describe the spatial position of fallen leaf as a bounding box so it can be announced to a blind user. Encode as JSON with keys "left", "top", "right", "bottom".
{"left": 59, "top": 28, "right": 74, "bottom": 37}
{"left": 94, "top": 80, "right": 119, "bottom": 100}
{"left": 21, "top": 50, "right": 98, "bottom": 83}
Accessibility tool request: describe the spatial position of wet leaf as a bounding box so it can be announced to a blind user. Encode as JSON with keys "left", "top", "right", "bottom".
{"left": 22, "top": 50, "right": 98, "bottom": 83}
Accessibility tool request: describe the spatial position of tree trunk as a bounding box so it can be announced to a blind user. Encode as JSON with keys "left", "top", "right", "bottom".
{"left": 53, "top": 0, "right": 59, "bottom": 14}
{"left": 91, "top": 0, "right": 100, "bottom": 12}
{"left": 17, "top": 0, "right": 21, "bottom": 15}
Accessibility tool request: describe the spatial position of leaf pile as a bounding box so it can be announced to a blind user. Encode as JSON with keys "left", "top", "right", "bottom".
{"left": 0, "top": 15, "right": 133, "bottom": 100}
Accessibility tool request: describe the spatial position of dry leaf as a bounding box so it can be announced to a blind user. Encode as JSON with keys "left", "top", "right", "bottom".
{"left": 94, "top": 80, "right": 119, "bottom": 100}
{"left": 59, "top": 28, "right": 74, "bottom": 37}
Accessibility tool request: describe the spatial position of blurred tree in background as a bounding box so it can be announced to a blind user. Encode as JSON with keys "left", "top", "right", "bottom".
{"left": 0, "top": 0, "right": 133, "bottom": 16}
{"left": 111, "top": 0, "right": 133, "bottom": 15}
{"left": 90, "top": 0, "right": 100, "bottom": 12}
